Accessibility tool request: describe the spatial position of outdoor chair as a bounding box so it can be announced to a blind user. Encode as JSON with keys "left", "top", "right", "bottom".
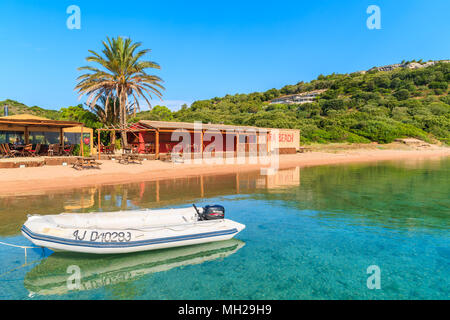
{"left": 47, "top": 144, "right": 60, "bottom": 156}
{"left": 104, "top": 144, "right": 115, "bottom": 154}
{"left": 0, "top": 144, "right": 6, "bottom": 158}
{"left": 123, "top": 146, "right": 133, "bottom": 154}
{"left": 29, "top": 143, "right": 41, "bottom": 157}
{"left": 20, "top": 144, "right": 34, "bottom": 157}
{"left": 165, "top": 143, "right": 173, "bottom": 154}
{"left": 63, "top": 144, "right": 74, "bottom": 156}
{"left": 145, "top": 143, "right": 155, "bottom": 154}
{"left": 2, "top": 143, "right": 20, "bottom": 158}
{"left": 47, "top": 144, "right": 54, "bottom": 156}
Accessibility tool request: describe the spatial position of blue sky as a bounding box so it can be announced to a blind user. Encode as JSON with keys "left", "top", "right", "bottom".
{"left": 0, "top": 0, "right": 448, "bottom": 111}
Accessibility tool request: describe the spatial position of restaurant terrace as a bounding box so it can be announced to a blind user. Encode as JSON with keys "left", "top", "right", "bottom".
{"left": 97, "top": 120, "right": 276, "bottom": 160}
{"left": 0, "top": 114, "right": 93, "bottom": 167}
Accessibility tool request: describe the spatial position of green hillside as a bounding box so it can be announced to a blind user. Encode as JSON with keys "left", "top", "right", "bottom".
{"left": 0, "top": 99, "right": 61, "bottom": 119}
{"left": 0, "top": 99, "right": 101, "bottom": 129}
{"left": 2, "top": 60, "right": 449, "bottom": 145}
{"left": 160, "top": 61, "right": 448, "bottom": 144}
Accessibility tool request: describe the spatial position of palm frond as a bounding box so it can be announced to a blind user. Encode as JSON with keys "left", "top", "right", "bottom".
{"left": 74, "top": 36, "right": 164, "bottom": 131}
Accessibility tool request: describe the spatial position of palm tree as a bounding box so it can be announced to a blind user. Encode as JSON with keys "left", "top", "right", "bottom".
{"left": 89, "top": 96, "right": 140, "bottom": 146}
{"left": 75, "top": 36, "right": 164, "bottom": 146}
{"left": 89, "top": 96, "right": 118, "bottom": 127}
{"left": 87, "top": 96, "right": 119, "bottom": 145}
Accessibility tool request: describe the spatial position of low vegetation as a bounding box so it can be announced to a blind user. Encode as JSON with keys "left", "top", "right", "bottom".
{"left": 159, "top": 61, "right": 449, "bottom": 145}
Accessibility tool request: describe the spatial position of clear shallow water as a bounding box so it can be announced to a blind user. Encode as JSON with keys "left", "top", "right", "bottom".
{"left": 0, "top": 157, "right": 449, "bottom": 299}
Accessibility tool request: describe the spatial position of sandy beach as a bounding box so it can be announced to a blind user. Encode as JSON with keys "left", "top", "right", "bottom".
{"left": 0, "top": 144, "right": 449, "bottom": 196}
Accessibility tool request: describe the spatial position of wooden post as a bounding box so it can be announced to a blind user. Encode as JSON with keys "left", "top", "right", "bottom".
{"left": 98, "top": 187, "right": 102, "bottom": 209}
{"left": 121, "top": 189, "right": 128, "bottom": 210}
{"left": 89, "top": 129, "right": 93, "bottom": 155}
{"left": 200, "top": 175, "right": 204, "bottom": 198}
{"left": 80, "top": 125, "right": 84, "bottom": 157}
{"left": 59, "top": 127, "right": 64, "bottom": 148}
{"left": 98, "top": 130, "right": 101, "bottom": 160}
{"left": 201, "top": 130, "right": 204, "bottom": 155}
{"left": 24, "top": 127, "right": 29, "bottom": 145}
{"left": 155, "top": 129, "right": 160, "bottom": 159}
{"left": 156, "top": 180, "right": 160, "bottom": 202}
{"left": 235, "top": 133, "right": 239, "bottom": 158}
{"left": 256, "top": 131, "right": 259, "bottom": 156}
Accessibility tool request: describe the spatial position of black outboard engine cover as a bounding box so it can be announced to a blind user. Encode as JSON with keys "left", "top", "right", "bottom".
{"left": 202, "top": 205, "right": 225, "bottom": 220}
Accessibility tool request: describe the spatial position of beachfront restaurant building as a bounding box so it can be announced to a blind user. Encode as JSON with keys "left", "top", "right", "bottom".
{"left": 0, "top": 114, "right": 94, "bottom": 153}
{"left": 99, "top": 120, "right": 300, "bottom": 159}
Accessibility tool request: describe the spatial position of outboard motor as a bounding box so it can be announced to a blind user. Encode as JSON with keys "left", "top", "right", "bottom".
{"left": 193, "top": 204, "right": 225, "bottom": 220}
{"left": 203, "top": 205, "right": 225, "bottom": 220}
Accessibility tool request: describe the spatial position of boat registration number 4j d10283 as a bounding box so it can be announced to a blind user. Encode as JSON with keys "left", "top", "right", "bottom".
{"left": 73, "top": 230, "right": 132, "bottom": 242}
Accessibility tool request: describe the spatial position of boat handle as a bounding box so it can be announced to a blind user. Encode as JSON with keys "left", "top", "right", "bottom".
{"left": 193, "top": 204, "right": 202, "bottom": 220}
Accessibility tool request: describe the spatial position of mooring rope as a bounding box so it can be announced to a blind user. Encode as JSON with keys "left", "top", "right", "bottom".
{"left": 0, "top": 240, "right": 44, "bottom": 262}
{"left": 0, "top": 241, "right": 39, "bottom": 250}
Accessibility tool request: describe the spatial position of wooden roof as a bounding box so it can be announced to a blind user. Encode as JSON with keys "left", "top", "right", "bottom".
{"left": 137, "top": 120, "right": 270, "bottom": 132}
{"left": 1, "top": 114, "right": 49, "bottom": 120}
{"left": 0, "top": 114, "right": 82, "bottom": 128}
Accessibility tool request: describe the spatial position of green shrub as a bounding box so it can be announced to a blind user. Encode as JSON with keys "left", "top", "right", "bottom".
{"left": 394, "top": 89, "right": 410, "bottom": 101}
{"left": 429, "top": 102, "right": 450, "bottom": 116}
{"left": 72, "top": 144, "right": 91, "bottom": 157}
{"left": 349, "top": 119, "right": 429, "bottom": 143}
{"left": 115, "top": 138, "right": 122, "bottom": 150}
{"left": 428, "top": 81, "right": 448, "bottom": 90}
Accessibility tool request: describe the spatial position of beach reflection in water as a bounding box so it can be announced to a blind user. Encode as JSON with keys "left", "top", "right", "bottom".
{"left": 0, "top": 167, "right": 300, "bottom": 237}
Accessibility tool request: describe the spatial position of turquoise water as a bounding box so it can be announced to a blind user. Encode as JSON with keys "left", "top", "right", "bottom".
{"left": 0, "top": 157, "right": 449, "bottom": 299}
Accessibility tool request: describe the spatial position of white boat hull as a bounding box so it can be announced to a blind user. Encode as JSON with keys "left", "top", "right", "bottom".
{"left": 22, "top": 207, "right": 245, "bottom": 254}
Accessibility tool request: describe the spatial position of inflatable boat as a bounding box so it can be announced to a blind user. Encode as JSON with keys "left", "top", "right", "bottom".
{"left": 22, "top": 204, "right": 245, "bottom": 254}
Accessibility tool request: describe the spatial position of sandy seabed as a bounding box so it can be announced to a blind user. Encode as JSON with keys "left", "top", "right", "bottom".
{"left": 0, "top": 146, "right": 449, "bottom": 196}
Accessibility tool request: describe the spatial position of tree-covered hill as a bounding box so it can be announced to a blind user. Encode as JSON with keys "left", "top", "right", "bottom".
{"left": 161, "top": 61, "right": 448, "bottom": 144}
{"left": 0, "top": 99, "right": 61, "bottom": 119}
{"left": 0, "top": 99, "right": 101, "bottom": 129}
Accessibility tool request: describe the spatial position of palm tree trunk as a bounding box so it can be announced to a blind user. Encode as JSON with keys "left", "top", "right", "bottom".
{"left": 120, "top": 92, "right": 128, "bottom": 148}
{"left": 110, "top": 131, "right": 116, "bottom": 146}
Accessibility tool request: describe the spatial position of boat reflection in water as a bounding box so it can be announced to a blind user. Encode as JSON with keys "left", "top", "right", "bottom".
{"left": 25, "top": 239, "right": 245, "bottom": 296}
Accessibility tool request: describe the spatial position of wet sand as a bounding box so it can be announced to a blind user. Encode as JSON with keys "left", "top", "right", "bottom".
{"left": 0, "top": 146, "right": 449, "bottom": 196}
